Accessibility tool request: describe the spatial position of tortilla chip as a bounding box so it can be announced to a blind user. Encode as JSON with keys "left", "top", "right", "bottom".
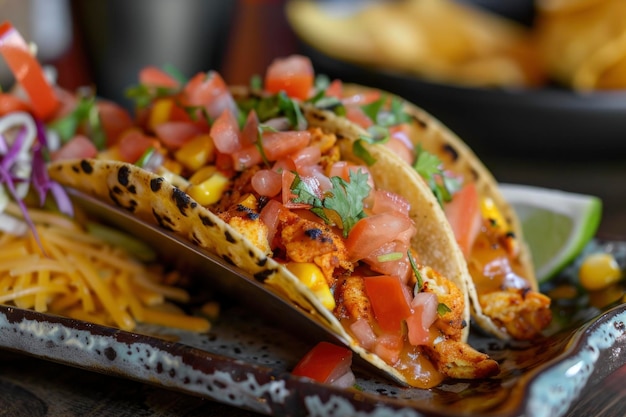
{"left": 534, "top": 0, "right": 626, "bottom": 90}
{"left": 286, "top": 0, "right": 544, "bottom": 87}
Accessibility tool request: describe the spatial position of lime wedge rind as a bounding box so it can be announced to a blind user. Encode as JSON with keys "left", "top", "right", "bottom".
{"left": 500, "top": 183, "right": 602, "bottom": 283}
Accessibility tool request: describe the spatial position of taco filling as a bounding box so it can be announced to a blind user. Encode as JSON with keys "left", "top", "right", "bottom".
{"left": 316, "top": 81, "right": 552, "bottom": 340}
{"left": 46, "top": 55, "right": 499, "bottom": 387}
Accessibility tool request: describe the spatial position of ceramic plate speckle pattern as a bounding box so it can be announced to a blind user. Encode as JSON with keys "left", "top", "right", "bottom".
{"left": 1, "top": 238, "right": 626, "bottom": 417}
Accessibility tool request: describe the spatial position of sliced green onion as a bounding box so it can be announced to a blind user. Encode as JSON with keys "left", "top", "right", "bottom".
{"left": 377, "top": 252, "right": 403, "bottom": 262}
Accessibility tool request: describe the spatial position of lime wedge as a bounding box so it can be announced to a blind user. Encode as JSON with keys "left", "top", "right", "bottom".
{"left": 500, "top": 184, "right": 602, "bottom": 283}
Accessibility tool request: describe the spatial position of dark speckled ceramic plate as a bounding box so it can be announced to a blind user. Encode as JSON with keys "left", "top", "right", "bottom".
{"left": 1, "top": 195, "right": 626, "bottom": 416}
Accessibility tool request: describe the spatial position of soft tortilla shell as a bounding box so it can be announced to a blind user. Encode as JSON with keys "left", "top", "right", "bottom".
{"left": 335, "top": 85, "right": 537, "bottom": 339}
{"left": 48, "top": 158, "right": 424, "bottom": 384}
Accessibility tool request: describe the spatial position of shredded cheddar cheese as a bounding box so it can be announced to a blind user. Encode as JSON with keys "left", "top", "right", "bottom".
{"left": 0, "top": 204, "right": 211, "bottom": 333}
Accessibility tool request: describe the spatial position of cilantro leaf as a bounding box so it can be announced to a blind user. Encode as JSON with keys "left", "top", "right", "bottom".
{"left": 412, "top": 145, "right": 461, "bottom": 207}
{"left": 49, "top": 94, "right": 106, "bottom": 150}
{"left": 291, "top": 169, "right": 370, "bottom": 237}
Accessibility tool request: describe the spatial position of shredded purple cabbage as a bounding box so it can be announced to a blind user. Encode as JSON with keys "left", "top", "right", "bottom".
{"left": 0, "top": 115, "right": 74, "bottom": 253}
{"left": 33, "top": 119, "right": 73, "bottom": 216}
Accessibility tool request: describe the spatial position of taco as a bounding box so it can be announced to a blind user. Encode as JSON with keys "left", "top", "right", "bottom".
{"left": 312, "top": 81, "right": 552, "bottom": 340}
{"left": 47, "top": 55, "right": 499, "bottom": 388}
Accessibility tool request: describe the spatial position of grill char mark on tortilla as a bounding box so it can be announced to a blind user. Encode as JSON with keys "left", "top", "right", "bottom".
{"left": 152, "top": 208, "right": 175, "bottom": 231}
{"left": 254, "top": 269, "right": 275, "bottom": 283}
{"left": 150, "top": 177, "right": 164, "bottom": 192}
{"left": 80, "top": 159, "right": 94, "bottom": 174}
{"left": 172, "top": 188, "right": 195, "bottom": 216}
{"left": 109, "top": 186, "right": 137, "bottom": 213}
{"left": 199, "top": 213, "right": 215, "bottom": 227}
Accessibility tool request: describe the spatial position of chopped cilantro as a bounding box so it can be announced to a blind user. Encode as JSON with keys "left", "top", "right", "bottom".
{"left": 249, "top": 74, "right": 263, "bottom": 90}
{"left": 412, "top": 145, "right": 461, "bottom": 207}
{"left": 125, "top": 84, "right": 178, "bottom": 109}
{"left": 277, "top": 91, "right": 307, "bottom": 131}
{"left": 49, "top": 94, "right": 106, "bottom": 150}
{"left": 291, "top": 169, "right": 370, "bottom": 237}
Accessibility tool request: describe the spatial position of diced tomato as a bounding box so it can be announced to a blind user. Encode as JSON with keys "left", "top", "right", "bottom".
{"left": 345, "top": 212, "right": 413, "bottom": 261}
{"left": 139, "top": 66, "right": 180, "bottom": 89}
{"left": 365, "top": 241, "right": 411, "bottom": 281}
{"left": 210, "top": 108, "right": 242, "bottom": 154}
{"left": 183, "top": 70, "right": 237, "bottom": 120}
{"left": 349, "top": 318, "right": 377, "bottom": 350}
{"left": 96, "top": 100, "right": 134, "bottom": 146}
{"left": 373, "top": 333, "right": 403, "bottom": 365}
{"left": 385, "top": 133, "right": 414, "bottom": 165}
{"left": 290, "top": 145, "right": 321, "bottom": 172}
{"left": 154, "top": 121, "right": 203, "bottom": 150}
{"left": 272, "top": 157, "right": 296, "bottom": 174}
{"left": 231, "top": 144, "right": 262, "bottom": 171}
{"left": 261, "top": 130, "right": 311, "bottom": 161}
{"left": 345, "top": 105, "right": 373, "bottom": 129}
{"left": 371, "top": 189, "right": 411, "bottom": 216}
{"left": 363, "top": 275, "right": 412, "bottom": 334}
{"left": 341, "top": 89, "right": 382, "bottom": 106}
{"left": 291, "top": 341, "right": 353, "bottom": 385}
{"left": 0, "top": 22, "right": 59, "bottom": 120}
{"left": 325, "top": 79, "right": 343, "bottom": 98}
{"left": 259, "top": 198, "right": 284, "bottom": 246}
{"left": 281, "top": 169, "right": 314, "bottom": 209}
{"left": 444, "top": 182, "right": 482, "bottom": 257}
{"left": 0, "top": 93, "right": 31, "bottom": 116}
{"left": 264, "top": 55, "right": 314, "bottom": 101}
{"left": 406, "top": 292, "right": 438, "bottom": 346}
{"left": 116, "top": 129, "right": 159, "bottom": 163}
{"left": 50, "top": 135, "right": 98, "bottom": 161}
{"left": 298, "top": 164, "right": 332, "bottom": 193}
{"left": 251, "top": 169, "right": 282, "bottom": 197}
{"left": 241, "top": 109, "right": 260, "bottom": 147}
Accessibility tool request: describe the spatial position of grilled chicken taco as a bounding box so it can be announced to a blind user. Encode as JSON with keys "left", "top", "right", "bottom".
{"left": 313, "top": 81, "right": 552, "bottom": 341}
{"left": 47, "top": 55, "right": 500, "bottom": 387}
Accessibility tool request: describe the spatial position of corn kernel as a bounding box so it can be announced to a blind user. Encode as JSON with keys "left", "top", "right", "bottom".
{"left": 579, "top": 252, "right": 622, "bottom": 291}
{"left": 174, "top": 134, "right": 215, "bottom": 172}
{"left": 286, "top": 262, "right": 336, "bottom": 310}
{"left": 480, "top": 197, "right": 507, "bottom": 233}
{"left": 186, "top": 171, "right": 230, "bottom": 206}
{"left": 480, "top": 196, "right": 519, "bottom": 256}
{"left": 148, "top": 98, "right": 174, "bottom": 131}
{"left": 189, "top": 165, "right": 217, "bottom": 184}
{"left": 237, "top": 193, "right": 258, "bottom": 211}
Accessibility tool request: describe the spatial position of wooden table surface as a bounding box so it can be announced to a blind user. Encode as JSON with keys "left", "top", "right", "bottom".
{"left": 1, "top": 154, "right": 625, "bottom": 416}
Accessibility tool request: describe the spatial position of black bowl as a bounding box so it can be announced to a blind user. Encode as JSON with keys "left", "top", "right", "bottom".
{"left": 304, "top": 45, "right": 626, "bottom": 160}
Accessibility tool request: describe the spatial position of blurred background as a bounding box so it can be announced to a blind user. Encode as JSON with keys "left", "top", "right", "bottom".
{"left": 1, "top": 0, "right": 625, "bottom": 238}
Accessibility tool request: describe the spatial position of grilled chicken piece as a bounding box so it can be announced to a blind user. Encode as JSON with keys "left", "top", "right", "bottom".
{"left": 479, "top": 288, "right": 552, "bottom": 340}
{"left": 333, "top": 275, "right": 372, "bottom": 322}
{"left": 218, "top": 193, "right": 271, "bottom": 256}
{"left": 425, "top": 339, "right": 500, "bottom": 380}
{"left": 417, "top": 266, "right": 500, "bottom": 379}
{"left": 278, "top": 209, "right": 353, "bottom": 285}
